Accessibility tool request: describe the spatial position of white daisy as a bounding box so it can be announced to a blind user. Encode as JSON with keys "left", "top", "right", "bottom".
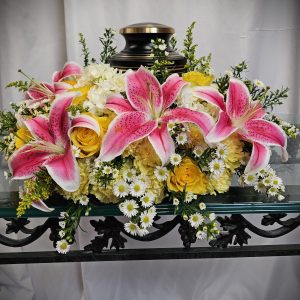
{"left": 138, "top": 228, "right": 149, "bottom": 237}
{"left": 103, "top": 166, "right": 113, "bottom": 175}
{"left": 243, "top": 173, "right": 258, "bottom": 185}
{"left": 130, "top": 179, "right": 147, "bottom": 197}
{"left": 94, "top": 159, "right": 103, "bottom": 169}
{"left": 154, "top": 166, "right": 168, "bottom": 181}
{"left": 56, "top": 240, "right": 70, "bottom": 254}
{"left": 113, "top": 181, "right": 129, "bottom": 198}
{"left": 199, "top": 202, "right": 206, "bottom": 210}
{"left": 208, "top": 213, "right": 216, "bottom": 221}
{"left": 209, "top": 159, "right": 225, "bottom": 178}
{"left": 170, "top": 153, "right": 182, "bottom": 166}
{"left": 196, "top": 230, "right": 207, "bottom": 240}
{"left": 254, "top": 79, "right": 265, "bottom": 88}
{"left": 176, "top": 133, "right": 187, "bottom": 145}
{"left": 141, "top": 192, "right": 155, "bottom": 208}
{"left": 189, "top": 213, "right": 204, "bottom": 228}
{"left": 123, "top": 168, "right": 137, "bottom": 182}
{"left": 270, "top": 176, "right": 282, "bottom": 188}
{"left": 193, "top": 146, "right": 204, "bottom": 158}
{"left": 79, "top": 195, "right": 89, "bottom": 206}
{"left": 173, "top": 198, "right": 180, "bottom": 206}
{"left": 268, "top": 186, "right": 278, "bottom": 196}
{"left": 112, "top": 169, "right": 119, "bottom": 179}
{"left": 119, "top": 200, "right": 139, "bottom": 218}
{"left": 148, "top": 206, "right": 157, "bottom": 216}
{"left": 216, "top": 144, "right": 228, "bottom": 159}
{"left": 185, "top": 192, "right": 196, "bottom": 203}
{"left": 136, "top": 174, "right": 150, "bottom": 184}
{"left": 124, "top": 222, "right": 139, "bottom": 236}
{"left": 140, "top": 211, "right": 154, "bottom": 229}
{"left": 262, "top": 177, "right": 272, "bottom": 187}
{"left": 254, "top": 181, "right": 265, "bottom": 193}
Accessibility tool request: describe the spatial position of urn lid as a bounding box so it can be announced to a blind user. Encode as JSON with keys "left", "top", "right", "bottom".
{"left": 120, "top": 22, "right": 175, "bottom": 34}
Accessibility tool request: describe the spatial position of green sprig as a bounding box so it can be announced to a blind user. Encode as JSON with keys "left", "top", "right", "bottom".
{"left": 79, "top": 32, "right": 92, "bottom": 67}
{"left": 6, "top": 80, "right": 29, "bottom": 92}
{"left": 99, "top": 28, "right": 117, "bottom": 64}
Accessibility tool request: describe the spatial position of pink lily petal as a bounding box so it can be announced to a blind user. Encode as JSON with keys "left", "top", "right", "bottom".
{"left": 206, "top": 111, "right": 237, "bottom": 143}
{"left": 52, "top": 61, "right": 82, "bottom": 82}
{"left": 99, "top": 111, "right": 157, "bottom": 161}
{"left": 243, "top": 119, "right": 288, "bottom": 161}
{"left": 126, "top": 66, "right": 162, "bottom": 113}
{"left": 24, "top": 116, "right": 54, "bottom": 144}
{"left": 45, "top": 145, "right": 80, "bottom": 192}
{"left": 54, "top": 82, "right": 73, "bottom": 94}
{"left": 162, "top": 73, "right": 186, "bottom": 110}
{"left": 31, "top": 200, "right": 54, "bottom": 212}
{"left": 49, "top": 92, "right": 77, "bottom": 146}
{"left": 163, "top": 107, "right": 215, "bottom": 136}
{"left": 106, "top": 95, "right": 135, "bottom": 114}
{"left": 226, "top": 78, "right": 250, "bottom": 120}
{"left": 245, "top": 142, "right": 271, "bottom": 174}
{"left": 248, "top": 101, "right": 265, "bottom": 120}
{"left": 193, "top": 86, "right": 226, "bottom": 111}
{"left": 8, "top": 144, "right": 52, "bottom": 180}
{"left": 26, "top": 83, "right": 54, "bottom": 101}
{"left": 69, "top": 114, "right": 101, "bottom": 136}
{"left": 148, "top": 124, "right": 175, "bottom": 165}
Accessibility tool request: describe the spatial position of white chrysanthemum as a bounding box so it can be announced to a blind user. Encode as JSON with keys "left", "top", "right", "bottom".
{"left": 209, "top": 159, "right": 225, "bottom": 178}
{"left": 196, "top": 230, "right": 207, "bottom": 240}
{"left": 59, "top": 221, "right": 66, "bottom": 229}
{"left": 112, "top": 169, "right": 119, "bottom": 179}
{"left": 103, "top": 166, "right": 113, "bottom": 175}
{"left": 94, "top": 159, "right": 103, "bottom": 169}
{"left": 193, "top": 146, "right": 204, "bottom": 158}
{"left": 135, "top": 174, "right": 150, "bottom": 184}
{"left": 262, "top": 177, "right": 272, "bottom": 187}
{"left": 208, "top": 213, "right": 216, "bottom": 221}
{"left": 154, "top": 166, "right": 168, "bottom": 181}
{"left": 72, "top": 145, "right": 81, "bottom": 158}
{"left": 56, "top": 240, "right": 70, "bottom": 254}
{"left": 124, "top": 222, "right": 139, "bottom": 236}
{"left": 140, "top": 211, "right": 154, "bottom": 229}
{"left": 141, "top": 192, "right": 155, "bottom": 208}
{"left": 189, "top": 213, "right": 204, "bottom": 228}
{"left": 185, "top": 192, "right": 196, "bottom": 203}
{"left": 158, "top": 44, "right": 167, "bottom": 51}
{"left": 113, "top": 181, "right": 129, "bottom": 198}
{"left": 58, "top": 230, "right": 65, "bottom": 239}
{"left": 123, "top": 169, "right": 137, "bottom": 182}
{"left": 119, "top": 200, "right": 139, "bottom": 218}
{"left": 79, "top": 195, "right": 89, "bottom": 206}
{"left": 216, "top": 144, "right": 228, "bottom": 159}
{"left": 243, "top": 173, "right": 258, "bottom": 185}
{"left": 176, "top": 133, "right": 187, "bottom": 145}
{"left": 254, "top": 79, "right": 265, "bottom": 88}
{"left": 138, "top": 228, "right": 149, "bottom": 237}
{"left": 199, "top": 202, "right": 206, "bottom": 210}
{"left": 270, "top": 176, "right": 282, "bottom": 188}
{"left": 254, "top": 181, "right": 265, "bottom": 193}
{"left": 268, "top": 186, "right": 278, "bottom": 196}
{"left": 170, "top": 153, "right": 182, "bottom": 166}
{"left": 148, "top": 206, "right": 157, "bottom": 216}
{"left": 130, "top": 179, "right": 147, "bottom": 197}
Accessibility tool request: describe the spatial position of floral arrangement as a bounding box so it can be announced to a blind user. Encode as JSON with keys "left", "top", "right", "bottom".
{"left": 1, "top": 23, "right": 298, "bottom": 254}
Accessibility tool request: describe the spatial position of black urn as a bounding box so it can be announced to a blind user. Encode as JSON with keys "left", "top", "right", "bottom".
{"left": 109, "top": 22, "right": 186, "bottom": 74}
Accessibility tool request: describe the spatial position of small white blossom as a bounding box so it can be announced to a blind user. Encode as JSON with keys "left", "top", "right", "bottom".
{"left": 59, "top": 221, "right": 66, "bottom": 229}
{"left": 254, "top": 181, "right": 265, "bottom": 193}
{"left": 60, "top": 212, "right": 68, "bottom": 218}
{"left": 112, "top": 169, "right": 119, "bottom": 179}
{"left": 79, "top": 195, "right": 89, "bottom": 206}
{"left": 130, "top": 179, "right": 147, "bottom": 197}
{"left": 140, "top": 212, "right": 154, "bottom": 229}
{"left": 154, "top": 166, "right": 168, "bottom": 181}
{"left": 185, "top": 192, "right": 196, "bottom": 203}
{"left": 208, "top": 213, "right": 216, "bottom": 221}
{"left": 254, "top": 79, "right": 265, "bottom": 88}
{"left": 278, "top": 195, "right": 285, "bottom": 201}
{"left": 95, "top": 159, "right": 103, "bottom": 169}
{"left": 270, "top": 176, "right": 282, "bottom": 188}
{"left": 113, "top": 181, "right": 129, "bottom": 198}
{"left": 216, "top": 144, "right": 228, "bottom": 159}
{"left": 123, "top": 169, "right": 137, "bottom": 182}
{"left": 56, "top": 240, "right": 70, "bottom": 254}
{"left": 243, "top": 173, "right": 258, "bottom": 185}
{"left": 103, "top": 166, "right": 113, "bottom": 175}
{"left": 199, "top": 202, "right": 206, "bottom": 210}
{"left": 124, "top": 222, "right": 139, "bottom": 236}
{"left": 58, "top": 230, "right": 65, "bottom": 238}
{"left": 148, "top": 206, "right": 157, "bottom": 216}
{"left": 173, "top": 198, "right": 180, "bottom": 206}
{"left": 167, "top": 121, "right": 176, "bottom": 132}
{"left": 268, "top": 186, "right": 278, "bottom": 196}
{"left": 189, "top": 213, "right": 204, "bottom": 228}
{"left": 262, "top": 177, "right": 272, "bottom": 187}
{"left": 176, "top": 133, "right": 187, "bottom": 145}
{"left": 141, "top": 192, "right": 155, "bottom": 208}
{"left": 119, "top": 200, "right": 139, "bottom": 218}
{"left": 72, "top": 145, "right": 81, "bottom": 158}
{"left": 193, "top": 146, "right": 204, "bottom": 158}
{"left": 3, "top": 171, "right": 10, "bottom": 180}
{"left": 158, "top": 44, "right": 167, "bottom": 51}
{"left": 209, "top": 159, "right": 225, "bottom": 178}
{"left": 137, "top": 228, "right": 149, "bottom": 237}
{"left": 170, "top": 154, "right": 182, "bottom": 166}
{"left": 196, "top": 230, "right": 207, "bottom": 240}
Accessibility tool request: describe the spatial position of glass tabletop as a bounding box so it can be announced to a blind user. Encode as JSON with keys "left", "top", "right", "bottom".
{"left": 0, "top": 114, "right": 299, "bottom": 218}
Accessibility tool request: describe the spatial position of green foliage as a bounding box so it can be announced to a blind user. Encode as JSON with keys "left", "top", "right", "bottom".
{"left": 170, "top": 35, "right": 177, "bottom": 51}
{"left": 0, "top": 110, "right": 17, "bottom": 134}
{"left": 79, "top": 32, "right": 92, "bottom": 67}
{"left": 231, "top": 60, "right": 248, "bottom": 79}
{"left": 99, "top": 28, "right": 117, "bottom": 64}
{"left": 149, "top": 38, "right": 173, "bottom": 83}
{"left": 6, "top": 80, "right": 29, "bottom": 92}
{"left": 67, "top": 104, "right": 88, "bottom": 116}
{"left": 181, "top": 22, "right": 212, "bottom": 74}
{"left": 262, "top": 87, "right": 289, "bottom": 111}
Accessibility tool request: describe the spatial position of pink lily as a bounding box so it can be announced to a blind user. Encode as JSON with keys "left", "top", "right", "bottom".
{"left": 195, "top": 78, "right": 287, "bottom": 173}
{"left": 99, "top": 66, "right": 215, "bottom": 164}
{"left": 9, "top": 92, "right": 100, "bottom": 193}
{"left": 25, "top": 62, "right": 82, "bottom": 106}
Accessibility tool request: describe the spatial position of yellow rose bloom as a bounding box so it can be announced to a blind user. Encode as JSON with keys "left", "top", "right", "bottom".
{"left": 70, "top": 85, "right": 91, "bottom": 105}
{"left": 182, "top": 71, "right": 214, "bottom": 86}
{"left": 15, "top": 127, "right": 32, "bottom": 149}
{"left": 70, "top": 113, "right": 111, "bottom": 158}
{"left": 167, "top": 157, "right": 208, "bottom": 194}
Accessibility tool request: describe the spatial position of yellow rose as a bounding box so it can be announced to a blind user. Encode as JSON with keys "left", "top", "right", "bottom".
{"left": 182, "top": 71, "right": 214, "bottom": 86}
{"left": 15, "top": 127, "right": 32, "bottom": 149}
{"left": 70, "top": 85, "right": 91, "bottom": 105}
{"left": 70, "top": 113, "right": 111, "bottom": 158}
{"left": 167, "top": 157, "right": 208, "bottom": 194}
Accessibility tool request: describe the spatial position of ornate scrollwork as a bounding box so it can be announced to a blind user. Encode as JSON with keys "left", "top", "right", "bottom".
{"left": 0, "top": 218, "right": 60, "bottom": 248}
{"left": 210, "top": 214, "right": 300, "bottom": 248}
